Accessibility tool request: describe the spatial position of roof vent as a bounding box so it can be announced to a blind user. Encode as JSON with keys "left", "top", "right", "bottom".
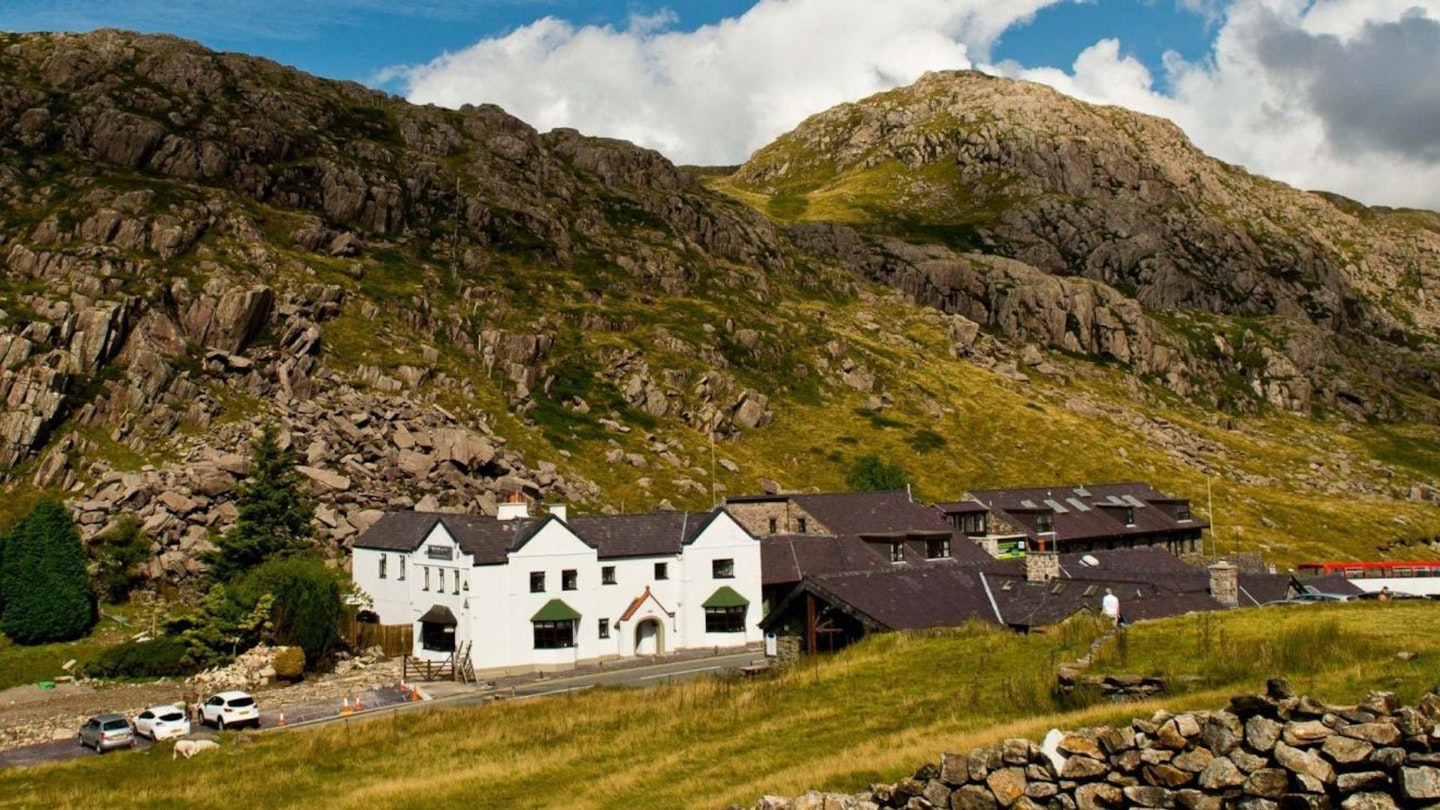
{"left": 1080, "top": 554, "right": 1100, "bottom": 568}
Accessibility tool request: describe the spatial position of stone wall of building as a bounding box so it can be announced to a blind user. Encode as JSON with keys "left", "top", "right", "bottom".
{"left": 746, "top": 680, "right": 1440, "bottom": 810}
{"left": 725, "top": 501, "right": 821, "bottom": 536}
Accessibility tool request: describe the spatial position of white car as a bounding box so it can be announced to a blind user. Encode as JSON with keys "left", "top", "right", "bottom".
{"left": 134, "top": 704, "right": 192, "bottom": 740}
{"left": 198, "top": 691, "right": 260, "bottom": 730}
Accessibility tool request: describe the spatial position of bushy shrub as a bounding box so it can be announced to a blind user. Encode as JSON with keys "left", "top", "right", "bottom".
{"left": 845, "top": 454, "right": 911, "bottom": 493}
{"left": 236, "top": 556, "right": 347, "bottom": 667}
{"left": 86, "top": 637, "right": 195, "bottom": 678}
{"left": 90, "top": 514, "right": 151, "bottom": 603}
{"left": 273, "top": 646, "right": 305, "bottom": 680}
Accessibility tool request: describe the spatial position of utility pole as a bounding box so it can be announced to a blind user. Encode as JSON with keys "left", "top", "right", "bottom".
{"left": 1207, "top": 476, "right": 1216, "bottom": 560}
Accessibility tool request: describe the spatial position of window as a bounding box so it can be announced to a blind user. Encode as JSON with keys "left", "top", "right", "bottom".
{"left": 530, "top": 571, "right": 546, "bottom": 593}
{"left": 961, "top": 513, "right": 987, "bottom": 534}
{"left": 797, "top": 517, "right": 808, "bottom": 534}
{"left": 705, "top": 606, "right": 746, "bottom": 633}
{"left": 768, "top": 517, "right": 778, "bottom": 533}
{"left": 1176, "top": 504, "right": 1191, "bottom": 522}
{"left": 379, "top": 554, "right": 388, "bottom": 579}
{"left": 599, "top": 618, "right": 610, "bottom": 639}
{"left": 1123, "top": 506, "right": 1135, "bottom": 526}
{"left": 654, "top": 562, "right": 669, "bottom": 580}
{"left": 398, "top": 557, "right": 406, "bottom": 581}
{"left": 1036, "top": 513, "right": 1054, "bottom": 533}
{"left": 533, "top": 620, "right": 576, "bottom": 649}
{"left": 602, "top": 566, "right": 617, "bottom": 585}
{"left": 423, "top": 567, "right": 431, "bottom": 591}
{"left": 925, "top": 538, "right": 950, "bottom": 559}
{"left": 889, "top": 542, "right": 905, "bottom": 563}
{"left": 453, "top": 572, "right": 460, "bottom": 595}
{"left": 713, "top": 558, "right": 735, "bottom": 579}
{"left": 562, "top": 569, "right": 578, "bottom": 591}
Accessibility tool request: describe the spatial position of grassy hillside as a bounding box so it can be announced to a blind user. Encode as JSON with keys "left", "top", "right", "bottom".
{"left": 5, "top": 602, "right": 1437, "bottom": 809}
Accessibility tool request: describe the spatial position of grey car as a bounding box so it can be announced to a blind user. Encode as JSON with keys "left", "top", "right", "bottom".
{"left": 78, "top": 713, "right": 136, "bottom": 753}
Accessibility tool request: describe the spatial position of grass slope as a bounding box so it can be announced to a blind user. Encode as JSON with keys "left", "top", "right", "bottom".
{"left": 5, "top": 603, "right": 1437, "bottom": 809}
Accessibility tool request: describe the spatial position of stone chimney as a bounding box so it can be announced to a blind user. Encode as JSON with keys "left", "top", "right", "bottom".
{"left": 1025, "top": 550, "right": 1060, "bottom": 583}
{"left": 496, "top": 492, "right": 530, "bottom": 522}
{"left": 1209, "top": 560, "right": 1238, "bottom": 608}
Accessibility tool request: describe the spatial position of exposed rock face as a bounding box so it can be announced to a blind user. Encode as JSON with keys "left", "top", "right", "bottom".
{"left": 751, "top": 686, "right": 1440, "bottom": 810}
{"left": 736, "top": 70, "right": 1440, "bottom": 418}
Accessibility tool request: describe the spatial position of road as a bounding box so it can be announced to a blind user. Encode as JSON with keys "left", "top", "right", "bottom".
{"left": 0, "top": 649, "right": 770, "bottom": 768}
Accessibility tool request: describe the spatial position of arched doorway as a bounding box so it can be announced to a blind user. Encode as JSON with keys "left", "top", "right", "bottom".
{"left": 635, "top": 618, "right": 664, "bottom": 656}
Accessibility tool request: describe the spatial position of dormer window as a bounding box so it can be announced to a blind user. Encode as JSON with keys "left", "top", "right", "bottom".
{"left": 889, "top": 542, "right": 905, "bottom": 563}
{"left": 1123, "top": 506, "right": 1135, "bottom": 526}
{"left": 925, "top": 538, "right": 950, "bottom": 559}
{"left": 1036, "top": 513, "right": 1054, "bottom": 533}
{"left": 1176, "top": 504, "right": 1191, "bottom": 522}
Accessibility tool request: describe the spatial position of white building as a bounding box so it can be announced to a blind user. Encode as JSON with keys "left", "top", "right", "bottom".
{"left": 352, "top": 501, "right": 763, "bottom": 675}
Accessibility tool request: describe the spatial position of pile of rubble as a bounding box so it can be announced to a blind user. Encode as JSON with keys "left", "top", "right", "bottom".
{"left": 750, "top": 680, "right": 1440, "bottom": 810}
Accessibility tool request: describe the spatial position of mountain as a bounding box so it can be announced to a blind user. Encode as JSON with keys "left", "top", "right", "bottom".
{"left": 0, "top": 31, "right": 1436, "bottom": 582}
{"left": 717, "top": 70, "right": 1440, "bottom": 420}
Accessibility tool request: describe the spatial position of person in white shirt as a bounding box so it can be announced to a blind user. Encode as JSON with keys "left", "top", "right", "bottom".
{"left": 1101, "top": 588, "right": 1120, "bottom": 624}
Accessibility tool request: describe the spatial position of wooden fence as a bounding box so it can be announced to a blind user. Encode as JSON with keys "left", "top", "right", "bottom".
{"left": 346, "top": 618, "right": 412, "bottom": 657}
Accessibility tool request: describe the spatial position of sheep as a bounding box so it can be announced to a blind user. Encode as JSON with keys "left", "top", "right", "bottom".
{"left": 173, "top": 739, "right": 221, "bottom": 760}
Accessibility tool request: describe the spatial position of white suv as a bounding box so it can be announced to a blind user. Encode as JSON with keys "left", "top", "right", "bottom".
{"left": 198, "top": 691, "right": 260, "bottom": 730}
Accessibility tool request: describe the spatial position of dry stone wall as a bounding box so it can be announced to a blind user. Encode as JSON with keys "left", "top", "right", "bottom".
{"left": 748, "top": 680, "right": 1440, "bottom": 810}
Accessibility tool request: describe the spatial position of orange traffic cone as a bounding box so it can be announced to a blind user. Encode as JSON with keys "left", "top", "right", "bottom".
{"left": 277, "top": 712, "right": 286, "bottom": 727}
{"left": 341, "top": 695, "right": 352, "bottom": 716}
{"left": 410, "top": 686, "right": 420, "bottom": 702}
{"left": 354, "top": 693, "right": 365, "bottom": 711}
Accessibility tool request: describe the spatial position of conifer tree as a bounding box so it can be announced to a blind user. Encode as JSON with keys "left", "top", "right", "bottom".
{"left": 0, "top": 499, "right": 95, "bottom": 644}
{"left": 210, "top": 425, "right": 315, "bottom": 581}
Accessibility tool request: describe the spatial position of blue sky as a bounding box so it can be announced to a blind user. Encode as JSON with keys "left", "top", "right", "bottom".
{"left": 4, "top": 1, "right": 1440, "bottom": 209}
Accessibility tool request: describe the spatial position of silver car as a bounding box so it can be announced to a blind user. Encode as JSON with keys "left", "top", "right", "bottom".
{"left": 78, "top": 713, "right": 136, "bottom": 753}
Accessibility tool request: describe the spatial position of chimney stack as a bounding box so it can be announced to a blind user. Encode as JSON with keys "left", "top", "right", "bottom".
{"left": 548, "top": 504, "right": 568, "bottom": 522}
{"left": 1026, "top": 550, "right": 1060, "bottom": 583}
{"left": 1209, "top": 560, "right": 1238, "bottom": 608}
{"left": 496, "top": 492, "right": 530, "bottom": 522}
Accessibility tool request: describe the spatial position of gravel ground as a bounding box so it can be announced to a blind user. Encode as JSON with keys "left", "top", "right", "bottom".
{"left": 0, "top": 658, "right": 404, "bottom": 752}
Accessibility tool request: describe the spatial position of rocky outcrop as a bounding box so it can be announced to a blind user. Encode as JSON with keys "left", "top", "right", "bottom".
{"left": 750, "top": 683, "right": 1440, "bottom": 810}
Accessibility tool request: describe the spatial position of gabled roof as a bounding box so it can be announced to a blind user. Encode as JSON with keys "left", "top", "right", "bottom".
{"left": 619, "top": 586, "right": 674, "bottom": 621}
{"left": 353, "top": 512, "right": 548, "bottom": 563}
{"left": 762, "top": 565, "right": 997, "bottom": 632}
{"left": 790, "top": 490, "right": 946, "bottom": 536}
{"left": 759, "top": 534, "right": 892, "bottom": 586}
{"left": 565, "top": 511, "right": 714, "bottom": 559}
{"left": 962, "top": 482, "right": 1208, "bottom": 544}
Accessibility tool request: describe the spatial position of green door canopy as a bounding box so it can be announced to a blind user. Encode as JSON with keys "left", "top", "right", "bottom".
{"left": 702, "top": 586, "right": 750, "bottom": 608}
{"left": 532, "top": 599, "right": 582, "bottom": 622}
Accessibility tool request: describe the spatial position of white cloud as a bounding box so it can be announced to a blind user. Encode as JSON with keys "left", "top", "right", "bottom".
{"left": 389, "top": 0, "right": 1063, "bottom": 165}
{"left": 1005, "top": 0, "right": 1440, "bottom": 208}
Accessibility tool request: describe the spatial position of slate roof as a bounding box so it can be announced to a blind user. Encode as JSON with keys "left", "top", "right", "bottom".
{"left": 354, "top": 508, "right": 734, "bottom": 565}
{"left": 759, "top": 534, "right": 892, "bottom": 586}
{"left": 353, "top": 512, "right": 546, "bottom": 564}
{"left": 960, "top": 482, "right": 1208, "bottom": 544}
{"left": 566, "top": 511, "right": 715, "bottom": 559}
{"left": 763, "top": 565, "right": 998, "bottom": 632}
{"left": 791, "top": 490, "right": 958, "bottom": 538}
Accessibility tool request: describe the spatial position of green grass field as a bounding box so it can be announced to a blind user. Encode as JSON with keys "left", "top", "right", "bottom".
{"left": 5, "top": 602, "right": 1436, "bottom": 810}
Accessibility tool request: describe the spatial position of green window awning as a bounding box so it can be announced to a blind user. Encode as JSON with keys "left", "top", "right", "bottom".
{"left": 702, "top": 586, "right": 750, "bottom": 609}
{"left": 532, "top": 599, "right": 581, "bottom": 622}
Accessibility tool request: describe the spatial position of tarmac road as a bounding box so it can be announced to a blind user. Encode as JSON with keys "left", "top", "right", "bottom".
{"left": 0, "top": 648, "right": 770, "bottom": 769}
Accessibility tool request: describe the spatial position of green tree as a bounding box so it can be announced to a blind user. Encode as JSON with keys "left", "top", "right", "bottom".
{"left": 237, "top": 556, "right": 348, "bottom": 667}
{"left": 846, "top": 454, "right": 912, "bottom": 492}
{"left": 210, "top": 424, "right": 315, "bottom": 581}
{"left": 0, "top": 500, "right": 96, "bottom": 645}
{"left": 172, "top": 584, "right": 274, "bottom": 668}
{"left": 90, "top": 514, "right": 150, "bottom": 603}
